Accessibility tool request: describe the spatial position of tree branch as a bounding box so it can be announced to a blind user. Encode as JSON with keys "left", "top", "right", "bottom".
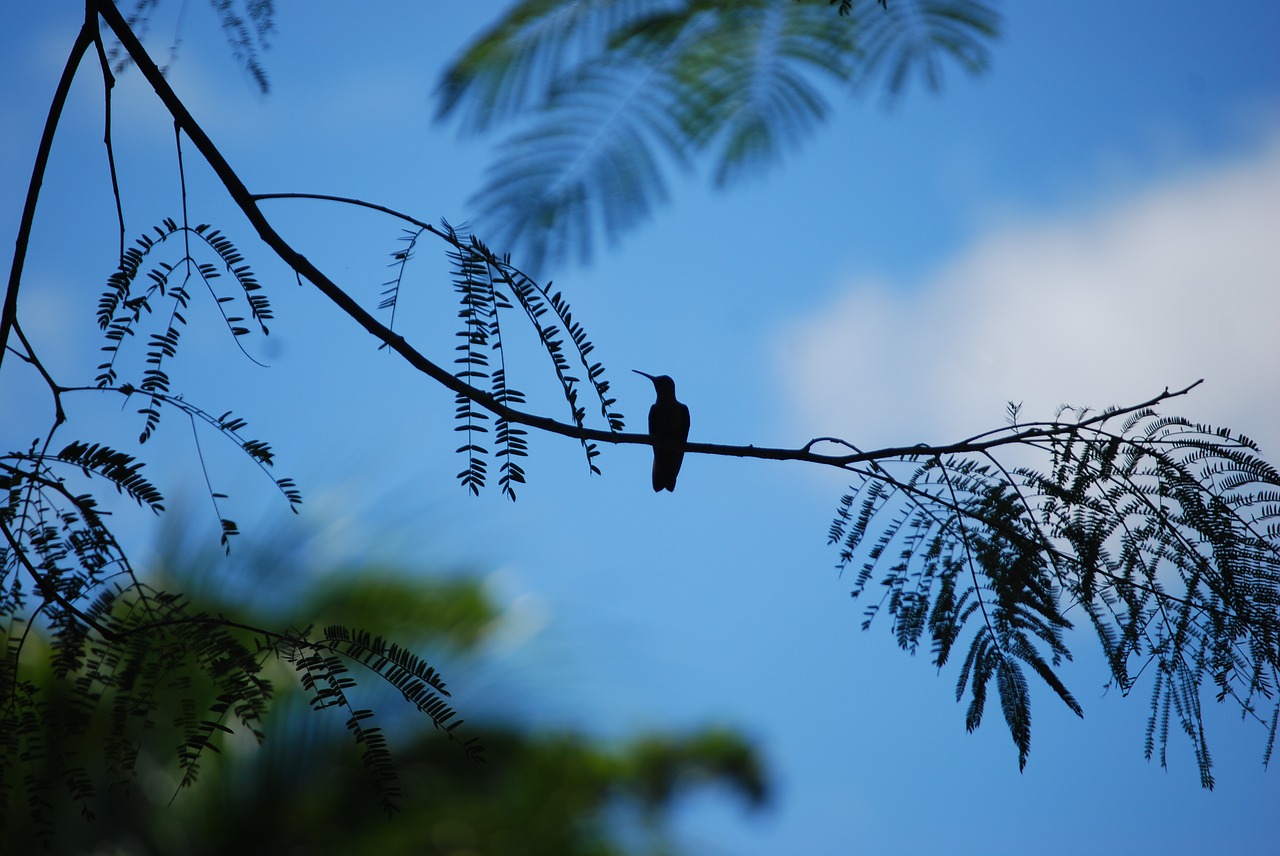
{"left": 94, "top": 3, "right": 1216, "bottom": 482}
{"left": 0, "top": 5, "right": 98, "bottom": 373}
{"left": 0, "top": 517, "right": 121, "bottom": 643}
{"left": 251, "top": 199, "right": 1208, "bottom": 468}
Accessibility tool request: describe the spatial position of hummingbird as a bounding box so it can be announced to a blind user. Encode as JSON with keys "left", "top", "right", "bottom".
{"left": 633, "top": 370, "right": 690, "bottom": 492}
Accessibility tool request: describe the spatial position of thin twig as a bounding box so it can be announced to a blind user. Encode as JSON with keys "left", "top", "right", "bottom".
{"left": 1, "top": 10, "right": 97, "bottom": 372}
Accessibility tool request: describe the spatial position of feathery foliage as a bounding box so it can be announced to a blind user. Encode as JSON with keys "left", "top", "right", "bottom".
{"left": 2, "top": 524, "right": 768, "bottom": 852}
{"left": 442, "top": 220, "right": 626, "bottom": 494}
{"left": 285, "top": 624, "right": 481, "bottom": 815}
{"left": 96, "top": 218, "right": 271, "bottom": 442}
{"left": 436, "top": 0, "right": 1000, "bottom": 268}
{"left": 4, "top": 1, "right": 1278, "bottom": 842}
{"left": 828, "top": 397, "right": 1280, "bottom": 783}
{"left": 2, "top": 9, "right": 478, "bottom": 826}
{"left": 108, "top": 0, "right": 276, "bottom": 92}
{"left": 363, "top": 211, "right": 625, "bottom": 497}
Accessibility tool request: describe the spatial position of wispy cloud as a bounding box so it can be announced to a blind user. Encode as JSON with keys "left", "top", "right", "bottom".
{"left": 775, "top": 136, "right": 1280, "bottom": 456}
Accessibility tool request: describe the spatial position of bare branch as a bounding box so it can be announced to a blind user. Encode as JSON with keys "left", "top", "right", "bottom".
{"left": 1, "top": 9, "right": 98, "bottom": 372}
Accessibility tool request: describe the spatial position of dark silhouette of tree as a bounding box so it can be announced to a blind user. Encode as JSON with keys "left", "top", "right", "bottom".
{"left": 3, "top": 1, "right": 1278, "bottom": 842}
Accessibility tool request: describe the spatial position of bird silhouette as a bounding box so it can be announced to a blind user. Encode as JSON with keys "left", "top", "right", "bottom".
{"left": 634, "top": 370, "right": 690, "bottom": 492}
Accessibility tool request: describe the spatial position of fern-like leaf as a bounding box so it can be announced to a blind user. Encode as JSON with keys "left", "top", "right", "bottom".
{"left": 438, "top": 0, "right": 1000, "bottom": 265}
{"left": 831, "top": 395, "right": 1280, "bottom": 785}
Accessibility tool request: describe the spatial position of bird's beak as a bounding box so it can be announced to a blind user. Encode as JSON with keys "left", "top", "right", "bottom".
{"left": 632, "top": 369, "right": 656, "bottom": 381}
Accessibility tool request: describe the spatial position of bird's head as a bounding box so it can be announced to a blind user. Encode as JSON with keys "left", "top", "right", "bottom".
{"left": 633, "top": 369, "right": 676, "bottom": 398}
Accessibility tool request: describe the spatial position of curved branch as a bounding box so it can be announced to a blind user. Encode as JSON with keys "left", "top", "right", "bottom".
{"left": 1, "top": 8, "right": 98, "bottom": 373}
{"left": 95, "top": 5, "right": 1214, "bottom": 482}
{"left": 250, "top": 197, "right": 1210, "bottom": 469}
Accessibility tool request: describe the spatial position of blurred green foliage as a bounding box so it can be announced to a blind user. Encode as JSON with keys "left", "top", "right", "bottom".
{"left": 2, "top": 517, "right": 766, "bottom": 854}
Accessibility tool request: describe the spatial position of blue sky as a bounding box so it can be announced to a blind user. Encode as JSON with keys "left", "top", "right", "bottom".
{"left": 3, "top": 2, "right": 1280, "bottom": 853}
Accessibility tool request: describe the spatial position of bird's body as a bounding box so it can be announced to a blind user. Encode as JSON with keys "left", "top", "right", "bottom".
{"left": 634, "top": 370, "right": 690, "bottom": 492}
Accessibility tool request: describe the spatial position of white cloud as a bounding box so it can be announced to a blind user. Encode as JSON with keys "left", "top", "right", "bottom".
{"left": 775, "top": 137, "right": 1280, "bottom": 457}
